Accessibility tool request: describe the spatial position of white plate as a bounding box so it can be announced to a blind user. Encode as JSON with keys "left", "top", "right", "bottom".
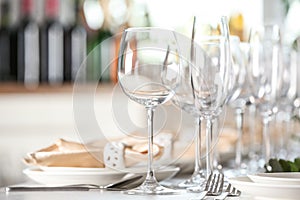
{"left": 229, "top": 176, "right": 300, "bottom": 199}
{"left": 24, "top": 166, "right": 180, "bottom": 186}
{"left": 40, "top": 166, "right": 107, "bottom": 173}
{"left": 248, "top": 173, "right": 300, "bottom": 185}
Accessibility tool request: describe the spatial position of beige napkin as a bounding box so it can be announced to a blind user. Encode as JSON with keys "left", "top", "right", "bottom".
{"left": 24, "top": 139, "right": 105, "bottom": 168}
{"left": 23, "top": 136, "right": 168, "bottom": 168}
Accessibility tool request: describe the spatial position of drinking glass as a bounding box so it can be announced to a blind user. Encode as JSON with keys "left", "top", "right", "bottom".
{"left": 275, "top": 45, "right": 297, "bottom": 158}
{"left": 190, "top": 16, "right": 231, "bottom": 181}
{"left": 118, "top": 27, "right": 180, "bottom": 195}
{"left": 165, "top": 17, "right": 206, "bottom": 188}
{"left": 248, "top": 25, "right": 283, "bottom": 165}
{"left": 225, "top": 36, "right": 249, "bottom": 176}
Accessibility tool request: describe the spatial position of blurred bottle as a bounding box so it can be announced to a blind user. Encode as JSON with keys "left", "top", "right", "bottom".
{"left": 0, "top": 0, "right": 11, "bottom": 81}
{"left": 84, "top": 0, "right": 111, "bottom": 82}
{"left": 9, "top": 0, "right": 20, "bottom": 82}
{"left": 17, "top": 0, "right": 40, "bottom": 87}
{"left": 40, "top": 0, "right": 63, "bottom": 84}
{"left": 63, "top": 0, "right": 87, "bottom": 82}
{"left": 229, "top": 12, "right": 244, "bottom": 41}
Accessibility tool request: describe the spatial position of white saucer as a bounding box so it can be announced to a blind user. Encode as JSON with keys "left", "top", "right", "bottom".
{"left": 229, "top": 176, "right": 300, "bottom": 199}
{"left": 24, "top": 166, "right": 180, "bottom": 186}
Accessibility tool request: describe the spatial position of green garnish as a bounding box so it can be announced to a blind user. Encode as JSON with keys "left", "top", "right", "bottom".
{"left": 265, "top": 158, "right": 300, "bottom": 173}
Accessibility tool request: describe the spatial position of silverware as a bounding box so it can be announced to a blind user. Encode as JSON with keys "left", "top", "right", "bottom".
{"left": 190, "top": 173, "right": 224, "bottom": 200}
{"left": 215, "top": 183, "right": 241, "bottom": 200}
{"left": 5, "top": 175, "right": 143, "bottom": 192}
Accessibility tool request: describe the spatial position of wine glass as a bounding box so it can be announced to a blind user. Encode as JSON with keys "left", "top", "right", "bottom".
{"left": 118, "top": 27, "right": 180, "bottom": 195}
{"left": 170, "top": 17, "right": 206, "bottom": 188}
{"left": 275, "top": 45, "right": 297, "bottom": 159}
{"left": 248, "top": 24, "right": 283, "bottom": 166}
{"left": 190, "top": 16, "right": 231, "bottom": 182}
{"left": 224, "top": 36, "right": 249, "bottom": 176}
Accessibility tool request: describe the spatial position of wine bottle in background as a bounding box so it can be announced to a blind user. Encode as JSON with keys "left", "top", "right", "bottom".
{"left": 40, "top": 0, "right": 64, "bottom": 84}
{"left": 9, "top": 0, "right": 20, "bottom": 81}
{"left": 63, "top": 0, "right": 87, "bottom": 82}
{"left": 0, "top": 0, "right": 11, "bottom": 81}
{"left": 86, "top": 28, "right": 112, "bottom": 82}
{"left": 17, "top": 0, "right": 40, "bottom": 86}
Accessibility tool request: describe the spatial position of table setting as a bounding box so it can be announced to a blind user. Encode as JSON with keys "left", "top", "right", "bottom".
{"left": 2, "top": 13, "right": 300, "bottom": 200}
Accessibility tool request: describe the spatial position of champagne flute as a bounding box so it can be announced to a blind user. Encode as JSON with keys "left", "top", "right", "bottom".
{"left": 275, "top": 45, "right": 297, "bottom": 158}
{"left": 225, "top": 36, "right": 249, "bottom": 176}
{"left": 190, "top": 16, "right": 231, "bottom": 183}
{"left": 118, "top": 27, "right": 180, "bottom": 195}
{"left": 248, "top": 25, "right": 283, "bottom": 165}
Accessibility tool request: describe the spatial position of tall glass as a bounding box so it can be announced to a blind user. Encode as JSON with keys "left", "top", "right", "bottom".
{"left": 248, "top": 25, "right": 283, "bottom": 165}
{"left": 225, "top": 36, "right": 249, "bottom": 176}
{"left": 118, "top": 27, "right": 180, "bottom": 195}
{"left": 191, "top": 16, "right": 231, "bottom": 182}
{"left": 170, "top": 17, "right": 206, "bottom": 188}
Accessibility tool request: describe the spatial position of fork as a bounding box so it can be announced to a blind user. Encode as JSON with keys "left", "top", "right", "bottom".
{"left": 190, "top": 173, "right": 224, "bottom": 200}
{"left": 215, "top": 183, "right": 241, "bottom": 200}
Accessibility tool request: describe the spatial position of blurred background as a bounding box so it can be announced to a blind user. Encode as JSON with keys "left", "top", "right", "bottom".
{"left": 0, "top": 0, "right": 299, "bottom": 187}
{"left": 0, "top": 0, "right": 296, "bottom": 85}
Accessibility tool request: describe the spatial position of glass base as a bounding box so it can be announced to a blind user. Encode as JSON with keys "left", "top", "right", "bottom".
{"left": 123, "top": 177, "right": 179, "bottom": 195}
{"left": 177, "top": 173, "right": 206, "bottom": 188}
{"left": 186, "top": 173, "right": 210, "bottom": 193}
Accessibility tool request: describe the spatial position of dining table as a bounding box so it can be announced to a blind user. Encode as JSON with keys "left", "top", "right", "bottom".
{"left": 0, "top": 176, "right": 251, "bottom": 200}
{"left": 0, "top": 190, "right": 251, "bottom": 200}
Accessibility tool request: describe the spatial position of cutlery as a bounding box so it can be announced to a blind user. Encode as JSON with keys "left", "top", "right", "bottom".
{"left": 215, "top": 183, "right": 241, "bottom": 200}
{"left": 190, "top": 173, "right": 224, "bottom": 200}
{"left": 5, "top": 175, "right": 143, "bottom": 192}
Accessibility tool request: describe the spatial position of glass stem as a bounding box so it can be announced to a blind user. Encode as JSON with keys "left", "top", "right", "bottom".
{"left": 206, "top": 118, "right": 213, "bottom": 178}
{"left": 146, "top": 107, "right": 156, "bottom": 182}
{"left": 194, "top": 117, "right": 202, "bottom": 174}
{"left": 235, "top": 107, "right": 244, "bottom": 168}
{"left": 249, "top": 104, "right": 257, "bottom": 159}
{"left": 262, "top": 115, "right": 271, "bottom": 163}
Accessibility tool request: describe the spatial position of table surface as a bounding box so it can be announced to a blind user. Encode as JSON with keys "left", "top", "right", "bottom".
{"left": 0, "top": 176, "right": 251, "bottom": 200}
{"left": 0, "top": 189, "right": 250, "bottom": 200}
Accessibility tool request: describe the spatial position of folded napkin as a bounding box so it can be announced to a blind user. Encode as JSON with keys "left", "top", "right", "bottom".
{"left": 24, "top": 134, "right": 172, "bottom": 169}
{"left": 24, "top": 139, "right": 105, "bottom": 168}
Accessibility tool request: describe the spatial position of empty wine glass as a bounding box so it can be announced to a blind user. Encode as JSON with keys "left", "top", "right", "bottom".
{"left": 224, "top": 36, "right": 249, "bottom": 176}
{"left": 190, "top": 16, "right": 231, "bottom": 183}
{"left": 171, "top": 17, "right": 206, "bottom": 188}
{"left": 248, "top": 25, "right": 283, "bottom": 166}
{"left": 275, "top": 45, "right": 297, "bottom": 159}
{"left": 118, "top": 27, "right": 180, "bottom": 195}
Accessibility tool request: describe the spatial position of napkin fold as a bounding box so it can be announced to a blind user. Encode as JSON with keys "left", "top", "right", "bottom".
{"left": 23, "top": 134, "right": 169, "bottom": 169}
{"left": 24, "top": 139, "right": 105, "bottom": 168}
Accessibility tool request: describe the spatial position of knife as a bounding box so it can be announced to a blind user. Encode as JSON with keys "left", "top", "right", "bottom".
{"left": 5, "top": 175, "right": 143, "bottom": 192}
{"left": 5, "top": 186, "right": 91, "bottom": 192}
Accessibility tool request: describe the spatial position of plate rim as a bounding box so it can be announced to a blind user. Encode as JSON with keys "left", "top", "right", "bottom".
{"left": 247, "top": 173, "right": 300, "bottom": 184}
{"left": 230, "top": 176, "right": 300, "bottom": 188}
{"left": 24, "top": 165, "right": 180, "bottom": 175}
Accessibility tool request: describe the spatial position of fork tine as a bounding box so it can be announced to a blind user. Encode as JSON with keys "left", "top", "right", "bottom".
{"left": 204, "top": 173, "right": 213, "bottom": 191}
{"left": 225, "top": 184, "right": 231, "bottom": 193}
{"left": 212, "top": 174, "right": 219, "bottom": 193}
{"left": 227, "top": 184, "right": 242, "bottom": 197}
{"left": 232, "top": 187, "right": 236, "bottom": 194}
{"left": 217, "top": 174, "right": 224, "bottom": 194}
{"left": 212, "top": 174, "right": 218, "bottom": 193}
{"left": 207, "top": 173, "right": 224, "bottom": 196}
